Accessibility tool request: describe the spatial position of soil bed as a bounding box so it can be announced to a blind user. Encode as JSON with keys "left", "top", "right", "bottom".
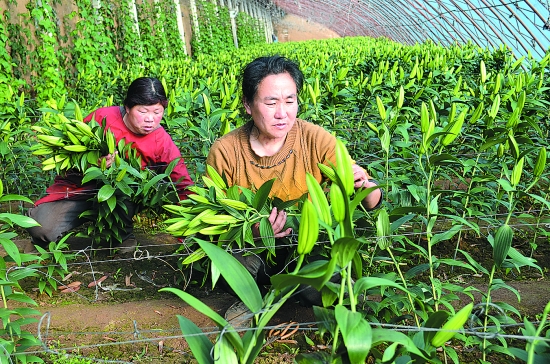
{"left": 5, "top": 228, "right": 550, "bottom": 363}
{"left": 9, "top": 231, "right": 319, "bottom": 363}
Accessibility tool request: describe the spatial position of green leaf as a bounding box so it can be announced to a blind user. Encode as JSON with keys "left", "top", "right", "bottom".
{"left": 533, "top": 147, "right": 547, "bottom": 178}
{"left": 206, "top": 164, "right": 227, "bottom": 189}
{"left": 376, "top": 209, "right": 391, "bottom": 250}
{"left": 496, "top": 178, "right": 514, "bottom": 192}
{"left": 106, "top": 195, "right": 117, "bottom": 212}
{"left": 97, "top": 184, "right": 116, "bottom": 203}
{"left": 332, "top": 237, "right": 360, "bottom": 268}
{"left": 252, "top": 178, "right": 275, "bottom": 211}
{"left": 161, "top": 288, "right": 243, "bottom": 356}
{"left": 214, "top": 334, "right": 239, "bottom": 363}
{"left": 458, "top": 249, "right": 490, "bottom": 275}
{"left": 5, "top": 292, "right": 37, "bottom": 305}
{"left": 0, "top": 213, "right": 40, "bottom": 228}
{"left": 259, "top": 217, "right": 275, "bottom": 256}
{"left": 143, "top": 174, "right": 167, "bottom": 195}
{"left": 175, "top": 315, "right": 214, "bottom": 364}
{"left": 429, "top": 153, "right": 460, "bottom": 166}
{"left": 372, "top": 328, "right": 429, "bottom": 359}
{"left": 430, "top": 225, "right": 462, "bottom": 246}
{"left": 82, "top": 167, "right": 104, "bottom": 183}
{"left": 0, "top": 238, "right": 22, "bottom": 266}
{"left": 353, "top": 276, "right": 410, "bottom": 296}
{"left": 335, "top": 305, "right": 371, "bottom": 363}
{"left": 405, "top": 263, "right": 430, "bottom": 279}
{"left": 0, "top": 194, "right": 34, "bottom": 204}
{"left": 196, "top": 239, "right": 263, "bottom": 313}
{"left": 382, "top": 342, "right": 400, "bottom": 362}
{"left": 499, "top": 244, "right": 541, "bottom": 273}
{"left": 437, "top": 259, "right": 478, "bottom": 274}
{"left": 271, "top": 259, "right": 337, "bottom": 291}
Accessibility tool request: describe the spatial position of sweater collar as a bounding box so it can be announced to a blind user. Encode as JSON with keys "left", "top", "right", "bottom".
{"left": 241, "top": 120, "right": 299, "bottom": 169}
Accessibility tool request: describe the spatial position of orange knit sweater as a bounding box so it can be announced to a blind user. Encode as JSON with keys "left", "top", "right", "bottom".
{"left": 206, "top": 119, "right": 337, "bottom": 201}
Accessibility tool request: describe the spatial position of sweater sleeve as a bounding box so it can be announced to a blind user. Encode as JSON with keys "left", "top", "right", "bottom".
{"left": 317, "top": 128, "right": 337, "bottom": 167}
{"left": 302, "top": 121, "right": 337, "bottom": 182}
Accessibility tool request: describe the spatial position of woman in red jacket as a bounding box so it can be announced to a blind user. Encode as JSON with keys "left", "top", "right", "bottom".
{"left": 26, "top": 77, "right": 193, "bottom": 250}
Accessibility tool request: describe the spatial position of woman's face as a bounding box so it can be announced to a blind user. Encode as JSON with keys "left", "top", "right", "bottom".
{"left": 124, "top": 103, "right": 164, "bottom": 135}
{"left": 245, "top": 72, "right": 298, "bottom": 142}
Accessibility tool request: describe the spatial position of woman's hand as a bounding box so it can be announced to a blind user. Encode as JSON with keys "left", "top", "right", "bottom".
{"left": 352, "top": 163, "right": 382, "bottom": 210}
{"left": 98, "top": 151, "right": 118, "bottom": 168}
{"left": 252, "top": 207, "right": 292, "bottom": 239}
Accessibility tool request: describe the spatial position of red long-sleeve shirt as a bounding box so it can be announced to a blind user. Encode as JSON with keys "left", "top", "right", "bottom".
{"left": 35, "top": 106, "right": 193, "bottom": 205}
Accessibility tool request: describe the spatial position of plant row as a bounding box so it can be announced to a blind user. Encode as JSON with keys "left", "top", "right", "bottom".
{"left": 0, "top": 36, "right": 549, "bottom": 362}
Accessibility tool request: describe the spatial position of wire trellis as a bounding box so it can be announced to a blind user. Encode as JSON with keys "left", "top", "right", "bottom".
{"left": 3, "top": 300, "right": 549, "bottom": 362}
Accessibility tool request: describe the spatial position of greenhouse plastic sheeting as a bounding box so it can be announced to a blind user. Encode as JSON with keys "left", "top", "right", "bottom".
{"left": 269, "top": 0, "right": 550, "bottom": 59}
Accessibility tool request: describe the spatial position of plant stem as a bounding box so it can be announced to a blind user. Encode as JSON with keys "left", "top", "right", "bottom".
{"left": 527, "top": 301, "right": 550, "bottom": 363}
{"left": 331, "top": 265, "right": 348, "bottom": 358}
{"left": 453, "top": 155, "right": 481, "bottom": 263}
{"left": 0, "top": 285, "right": 14, "bottom": 347}
{"left": 293, "top": 255, "right": 305, "bottom": 274}
{"left": 422, "top": 152, "right": 439, "bottom": 311}
{"left": 0, "top": 285, "right": 7, "bottom": 310}
{"left": 482, "top": 265, "right": 496, "bottom": 362}
{"left": 346, "top": 263, "right": 356, "bottom": 312}
{"left": 387, "top": 248, "right": 420, "bottom": 327}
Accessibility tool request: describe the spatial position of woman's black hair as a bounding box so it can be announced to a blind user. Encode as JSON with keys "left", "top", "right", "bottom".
{"left": 241, "top": 55, "right": 304, "bottom": 105}
{"left": 124, "top": 77, "right": 168, "bottom": 109}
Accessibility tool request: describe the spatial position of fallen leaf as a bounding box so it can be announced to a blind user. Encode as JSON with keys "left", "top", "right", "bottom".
{"left": 63, "top": 271, "right": 79, "bottom": 281}
{"left": 60, "top": 286, "right": 80, "bottom": 293}
{"left": 88, "top": 275, "right": 108, "bottom": 288}
{"left": 59, "top": 281, "right": 81, "bottom": 290}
